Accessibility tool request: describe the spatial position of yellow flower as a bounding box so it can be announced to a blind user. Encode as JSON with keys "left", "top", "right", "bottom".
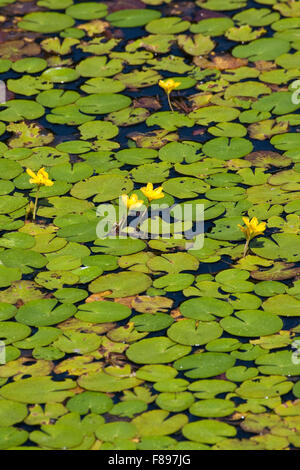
{"left": 159, "top": 78, "right": 181, "bottom": 95}
{"left": 26, "top": 168, "right": 53, "bottom": 187}
{"left": 238, "top": 217, "right": 266, "bottom": 241}
{"left": 141, "top": 183, "right": 164, "bottom": 202}
{"left": 122, "top": 193, "right": 144, "bottom": 210}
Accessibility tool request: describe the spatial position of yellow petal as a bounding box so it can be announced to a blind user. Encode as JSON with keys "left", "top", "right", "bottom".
{"left": 38, "top": 168, "right": 49, "bottom": 178}
{"left": 250, "top": 217, "right": 258, "bottom": 228}
{"left": 26, "top": 168, "right": 36, "bottom": 178}
{"left": 256, "top": 222, "right": 266, "bottom": 232}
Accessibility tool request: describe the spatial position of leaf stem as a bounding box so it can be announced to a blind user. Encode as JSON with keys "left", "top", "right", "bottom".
{"left": 243, "top": 238, "right": 250, "bottom": 257}
{"left": 167, "top": 92, "right": 174, "bottom": 112}
{"left": 33, "top": 185, "right": 40, "bottom": 221}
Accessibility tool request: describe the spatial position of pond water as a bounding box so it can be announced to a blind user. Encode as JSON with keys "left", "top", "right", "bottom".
{"left": 0, "top": 0, "right": 300, "bottom": 451}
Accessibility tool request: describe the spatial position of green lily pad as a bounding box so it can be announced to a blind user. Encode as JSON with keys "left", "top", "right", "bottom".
{"left": 163, "top": 177, "right": 209, "bottom": 198}
{"left": 15, "top": 299, "right": 76, "bottom": 327}
{"left": 19, "top": 12, "right": 75, "bottom": 33}
{"left": 167, "top": 319, "right": 222, "bottom": 346}
{"left": 146, "top": 17, "right": 190, "bottom": 34}
{"left": 177, "top": 33, "right": 215, "bottom": 55}
{"left": 0, "top": 322, "right": 31, "bottom": 345}
{"left": 234, "top": 8, "right": 279, "bottom": 26}
{"left": 53, "top": 331, "right": 101, "bottom": 355}
{"left": 126, "top": 337, "right": 191, "bottom": 364}
{"left": 180, "top": 297, "right": 233, "bottom": 321}
{"left": 77, "top": 93, "right": 131, "bottom": 114}
{"left": 233, "top": 38, "right": 290, "bottom": 61}
{"left": 189, "top": 105, "right": 240, "bottom": 126}
{"left": 76, "top": 301, "right": 131, "bottom": 323}
{"left": 174, "top": 352, "right": 236, "bottom": 379}
{"left": 262, "top": 294, "right": 300, "bottom": 316}
{"left": 0, "top": 248, "right": 47, "bottom": 274}
{"left": 0, "top": 100, "right": 45, "bottom": 122}
{"left": 41, "top": 67, "right": 79, "bottom": 83}
{"left": 71, "top": 174, "right": 133, "bottom": 201}
{"left": 76, "top": 57, "right": 123, "bottom": 78}
{"left": 153, "top": 273, "right": 194, "bottom": 292}
{"left": 0, "top": 376, "right": 75, "bottom": 403}
{"left": 156, "top": 392, "right": 194, "bottom": 413}
{"left": 258, "top": 351, "right": 300, "bottom": 376}
{"left": 202, "top": 137, "right": 253, "bottom": 160}
{"left": 251, "top": 233, "right": 300, "bottom": 262}
{"left": 220, "top": 310, "right": 283, "bottom": 337}
{"left": 107, "top": 9, "right": 161, "bottom": 28}
{"left": 8, "top": 76, "right": 53, "bottom": 96}
{"left": 132, "top": 313, "right": 173, "bottom": 332}
{"left": 0, "top": 427, "right": 28, "bottom": 450}
{"left": 66, "top": 391, "right": 113, "bottom": 415}
{"left": 190, "top": 398, "right": 235, "bottom": 418}
{"left": 66, "top": 2, "right": 107, "bottom": 20}
{"left": 89, "top": 272, "right": 152, "bottom": 297}
{"left": 96, "top": 421, "right": 137, "bottom": 442}
{"left": 0, "top": 266, "right": 22, "bottom": 288}
{"left": 29, "top": 412, "right": 85, "bottom": 449}
{"left": 146, "top": 111, "right": 195, "bottom": 132}
{"left": 78, "top": 368, "right": 142, "bottom": 393}
{"left": 132, "top": 410, "right": 188, "bottom": 436}
{"left": 0, "top": 399, "right": 28, "bottom": 426}
{"left": 190, "top": 17, "right": 234, "bottom": 36}
{"left": 182, "top": 419, "right": 236, "bottom": 444}
{"left": 13, "top": 327, "right": 62, "bottom": 350}
{"left": 136, "top": 365, "right": 177, "bottom": 382}
{"left": 36, "top": 89, "right": 80, "bottom": 108}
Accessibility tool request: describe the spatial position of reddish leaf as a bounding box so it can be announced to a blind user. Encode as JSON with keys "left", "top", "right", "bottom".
{"left": 107, "top": 0, "right": 145, "bottom": 13}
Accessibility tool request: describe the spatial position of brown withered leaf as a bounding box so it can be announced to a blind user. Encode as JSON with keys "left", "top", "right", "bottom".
{"left": 193, "top": 127, "right": 206, "bottom": 136}
{"left": 194, "top": 54, "right": 248, "bottom": 70}
{"left": 245, "top": 151, "right": 292, "bottom": 168}
{"left": 103, "top": 28, "right": 124, "bottom": 40}
{"left": 172, "top": 96, "right": 192, "bottom": 113}
{"left": 127, "top": 129, "right": 179, "bottom": 149}
{"left": 0, "top": 28, "right": 41, "bottom": 43}
{"left": 188, "top": 92, "right": 213, "bottom": 110}
{"left": 0, "top": 39, "right": 40, "bottom": 61}
{"left": 254, "top": 61, "right": 276, "bottom": 72}
{"left": 247, "top": 119, "right": 289, "bottom": 141}
{"left": 106, "top": 0, "right": 145, "bottom": 13}
{"left": 114, "top": 296, "right": 137, "bottom": 308}
{"left": 132, "top": 295, "right": 173, "bottom": 314}
{"left": 225, "top": 159, "right": 251, "bottom": 170}
{"left": 165, "top": 2, "right": 197, "bottom": 21}
{"left": 194, "top": 7, "right": 227, "bottom": 21}
{"left": 78, "top": 20, "right": 109, "bottom": 37}
{"left": 85, "top": 291, "right": 113, "bottom": 302}
{"left": 2, "top": 1, "right": 43, "bottom": 16}
{"left": 251, "top": 262, "right": 300, "bottom": 281}
{"left": 268, "top": 84, "right": 289, "bottom": 92}
{"left": 57, "top": 318, "right": 115, "bottom": 334}
{"left": 133, "top": 96, "right": 162, "bottom": 111}
{"left": 170, "top": 308, "right": 184, "bottom": 320}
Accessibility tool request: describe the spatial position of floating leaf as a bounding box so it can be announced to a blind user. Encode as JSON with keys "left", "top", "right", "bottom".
{"left": 0, "top": 377, "right": 75, "bottom": 404}
{"left": 107, "top": 9, "right": 161, "bottom": 27}
{"left": 182, "top": 419, "right": 236, "bottom": 444}
{"left": 19, "top": 12, "right": 75, "bottom": 33}
{"left": 126, "top": 337, "right": 191, "bottom": 364}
